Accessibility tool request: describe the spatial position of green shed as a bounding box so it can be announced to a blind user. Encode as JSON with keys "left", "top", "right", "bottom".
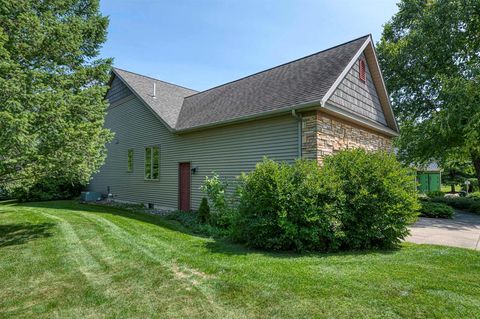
{"left": 416, "top": 163, "right": 441, "bottom": 193}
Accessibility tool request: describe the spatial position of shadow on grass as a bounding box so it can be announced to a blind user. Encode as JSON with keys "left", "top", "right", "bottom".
{"left": 11, "top": 200, "right": 399, "bottom": 258}
{"left": 0, "top": 222, "right": 55, "bottom": 248}
{"left": 202, "top": 238, "right": 400, "bottom": 258}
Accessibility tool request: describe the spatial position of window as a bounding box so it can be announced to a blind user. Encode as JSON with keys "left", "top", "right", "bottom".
{"left": 359, "top": 59, "right": 366, "bottom": 83}
{"left": 145, "top": 146, "right": 159, "bottom": 180}
{"left": 127, "top": 149, "right": 134, "bottom": 172}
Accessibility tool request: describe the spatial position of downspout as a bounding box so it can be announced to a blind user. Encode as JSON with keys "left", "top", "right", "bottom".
{"left": 292, "top": 109, "right": 302, "bottom": 158}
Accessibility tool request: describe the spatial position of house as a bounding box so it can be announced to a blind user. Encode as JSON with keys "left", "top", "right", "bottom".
{"left": 88, "top": 35, "right": 399, "bottom": 211}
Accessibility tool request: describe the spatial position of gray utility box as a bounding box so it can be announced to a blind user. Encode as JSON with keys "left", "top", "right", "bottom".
{"left": 81, "top": 191, "right": 102, "bottom": 202}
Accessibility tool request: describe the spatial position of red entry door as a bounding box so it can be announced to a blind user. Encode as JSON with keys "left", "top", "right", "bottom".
{"left": 179, "top": 163, "right": 191, "bottom": 211}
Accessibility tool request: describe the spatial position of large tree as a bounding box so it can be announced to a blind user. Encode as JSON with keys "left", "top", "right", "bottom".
{"left": 377, "top": 0, "right": 480, "bottom": 187}
{"left": 0, "top": 0, "right": 112, "bottom": 194}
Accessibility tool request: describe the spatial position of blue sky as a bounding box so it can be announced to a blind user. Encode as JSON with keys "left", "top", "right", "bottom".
{"left": 100, "top": 0, "right": 399, "bottom": 91}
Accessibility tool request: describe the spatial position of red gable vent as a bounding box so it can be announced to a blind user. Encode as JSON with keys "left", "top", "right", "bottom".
{"left": 359, "top": 59, "right": 366, "bottom": 83}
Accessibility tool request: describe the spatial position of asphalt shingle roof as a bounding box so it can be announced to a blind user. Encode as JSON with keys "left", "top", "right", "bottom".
{"left": 112, "top": 68, "right": 198, "bottom": 128}
{"left": 176, "top": 35, "right": 369, "bottom": 130}
{"left": 112, "top": 35, "right": 370, "bottom": 131}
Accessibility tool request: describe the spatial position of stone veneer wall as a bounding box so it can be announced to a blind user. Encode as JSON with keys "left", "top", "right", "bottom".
{"left": 302, "top": 111, "right": 393, "bottom": 163}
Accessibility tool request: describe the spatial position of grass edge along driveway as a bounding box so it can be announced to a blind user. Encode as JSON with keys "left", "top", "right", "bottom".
{"left": 1, "top": 200, "right": 479, "bottom": 318}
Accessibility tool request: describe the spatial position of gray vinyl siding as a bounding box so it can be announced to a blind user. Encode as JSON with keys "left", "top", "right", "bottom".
{"left": 328, "top": 53, "right": 387, "bottom": 125}
{"left": 106, "top": 76, "right": 132, "bottom": 104}
{"left": 89, "top": 96, "right": 299, "bottom": 210}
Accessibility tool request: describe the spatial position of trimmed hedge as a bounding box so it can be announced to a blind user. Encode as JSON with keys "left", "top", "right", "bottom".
{"left": 419, "top": 201, "right": 454, "bottom": 218}
{"left": 430, "top": 196, "right": 480, "bottom": 214}
{"left": 233, "top": 150, "right": 419, "bottom": 251}
{"left": 426, "top": 191, "right": 444, "bottom": 198}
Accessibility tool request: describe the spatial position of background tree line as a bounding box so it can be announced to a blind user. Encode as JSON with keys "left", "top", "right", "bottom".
{"left": 377, "top": 0, "right": 480, "bottom": 190}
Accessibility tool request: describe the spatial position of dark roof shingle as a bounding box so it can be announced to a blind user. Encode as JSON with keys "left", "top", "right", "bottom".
{"left": 175, "top": 35, "right": 369, "bottom": 130}
{"left": 112, "top": 35, "right": 370, "bottom": 131}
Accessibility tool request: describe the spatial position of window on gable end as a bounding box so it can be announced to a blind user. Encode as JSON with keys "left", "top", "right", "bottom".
{"left": 359, "top": 59, "right": 366, "bottom": 83}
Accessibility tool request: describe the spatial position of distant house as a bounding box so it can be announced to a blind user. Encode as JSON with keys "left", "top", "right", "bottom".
{"left": 88, "top": 35, "right": 399, "bottom": 210}
{"left": 416, "top": 163, "right": 442, "bottom": 193}
{"left": 393, "top": 148, "right": 442, "bottom": 193}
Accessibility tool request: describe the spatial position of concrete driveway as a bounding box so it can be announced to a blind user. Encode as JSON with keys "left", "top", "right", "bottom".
{"left": 406, "top": 211, "right": 480, "bottom": 250}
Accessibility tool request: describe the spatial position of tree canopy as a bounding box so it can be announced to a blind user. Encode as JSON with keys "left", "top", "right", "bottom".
{"left": 0, "top": 0, "right": 112, "bottom": 196}
{"left": 377, "top": 0, "right": 480, "bottom": 187}
{"left": 441, "top": 156, "right": 476, "bottom": 192}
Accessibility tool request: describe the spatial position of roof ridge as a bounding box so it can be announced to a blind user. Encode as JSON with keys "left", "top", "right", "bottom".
{"left": 183, "top": 34, "right": 371, "bottom": 99}
{"left": 112, "top": 67, "right": 199, "bottom": 93}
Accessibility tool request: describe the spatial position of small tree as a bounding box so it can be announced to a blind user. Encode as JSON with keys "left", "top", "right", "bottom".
{"left": 200, "top": 173, "right": 235, "bottom": 228}
{"left": 200, "top": 173, "right": 229, "bottom": 215}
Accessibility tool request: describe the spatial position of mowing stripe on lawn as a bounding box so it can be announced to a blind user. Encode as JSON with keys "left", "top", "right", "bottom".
{"left": 76, "top": 211, "right": 230, "bottom": 316}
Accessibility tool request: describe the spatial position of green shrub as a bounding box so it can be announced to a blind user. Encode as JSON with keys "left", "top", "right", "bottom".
{"left": 9, "top": 178, "right": 83, "bottom": 202}
{"left": 234, "top": 158, "right": 344, "bottom": 251}
{"left": 419, "top": 201, "right": 454, "bottom": 218}
{"left": 198, "top": 197, "right": 210, "bottom": 223}
{"left": 166, "top": 210, "right": 220, "bottom": 236}
{"left": 200, "top": 173, "right": 228, "bottom": 214}
{"left": 0, "top": 188, "right": 9, "bottom": 200}
{"left": 200, "top": 173, "right": 236, "bottom": 229}
{"left": 470, "top": 202, "right": 480, "bottom": 214}
{"left": 323, "top": 149, "right": 419, "bottom": 250}
{"left": 431, "top": 197, "right": 473, "bottom": 209}
{"left": 430, "top": 196, "right": 480, "bottom": 214}
{"left": 468, "top": 192, "right": 480, "bottom": 201}
{"left": 426, "top": 191, "right": 444, "bottom": 198}
{"left": 234, "top": 150, "right": 419, "bottom": 251}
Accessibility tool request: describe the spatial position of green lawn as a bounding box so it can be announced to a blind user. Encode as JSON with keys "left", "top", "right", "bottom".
{"left": 1, "top": 201, "right": 479, "bottom": 318}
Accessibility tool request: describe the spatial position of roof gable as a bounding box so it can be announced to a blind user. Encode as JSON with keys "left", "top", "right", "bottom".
{"left": 106, "top": 75, "right": 133, "bottom": 104}
{"left": 111, "top": 68, "right": 198, "bottom": 129}
{"left": 107, "top": 35, "right": 398, "bottom": 135}
{"left": 327, "top": 52, "right": 387, "bottom": 125}
{"left": 321, "top": 38, "right": 398, "bottom": 132}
